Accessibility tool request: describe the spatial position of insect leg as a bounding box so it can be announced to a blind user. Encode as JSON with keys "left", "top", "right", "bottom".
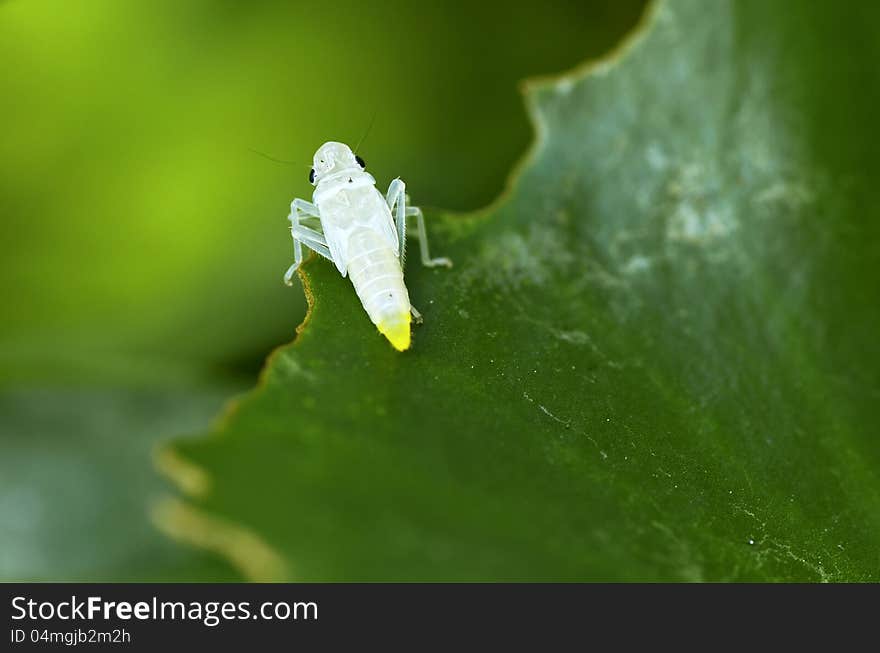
{"left": 386, "top": 180, "right": 452, "bottom": 268}
{"left": 285, "top": 198, "right": 329, "bottom": 285}
{"left": 405, "top": 205, "right": 453, "bottom": 268}
{"left": 291, "top": 198, "right": 319, "bottom": 215}
{"left": 385, "top": 178, "right": 408, "bottom": 264}
{"left": 292, "top": 226, "right": 332, "bottom": 260}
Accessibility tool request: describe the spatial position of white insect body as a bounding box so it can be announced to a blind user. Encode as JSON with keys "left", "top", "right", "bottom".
{"left": 284, "top": 142, "right": 451, "bottom": 351}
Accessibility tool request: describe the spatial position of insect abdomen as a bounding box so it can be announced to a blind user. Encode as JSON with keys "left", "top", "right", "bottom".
{"left": 346, "top": 229, "right": 411, "bottom": 351}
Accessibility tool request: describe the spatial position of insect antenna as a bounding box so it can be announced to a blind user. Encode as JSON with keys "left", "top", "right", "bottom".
{"left": 353, "top": 111, "right": 377, "bottom": 155}
{"left": 248, "top": 148, "right": 305, "bottom": 167}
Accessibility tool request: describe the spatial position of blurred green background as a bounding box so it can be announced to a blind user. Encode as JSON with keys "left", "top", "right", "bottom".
{"left": 0, "top": 0, "right": 643, "bottom": 579}
{"left": 1, "top": 0, "right": 644, "bottom": 375}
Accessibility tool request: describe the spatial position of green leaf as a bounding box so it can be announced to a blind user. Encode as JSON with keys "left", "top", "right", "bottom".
{"left": 0, "top": 379, "right": 242, "bottom": 581}
{"left": 164, "top": 0, "right": 880, "bottom": 581}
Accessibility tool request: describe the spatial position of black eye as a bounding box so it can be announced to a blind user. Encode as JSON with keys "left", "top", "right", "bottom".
{"left": 309, "top": 168, "right": 315, "bottom": 184}
{"left": 355, "top": 155, "right": 365, "bottom": 168}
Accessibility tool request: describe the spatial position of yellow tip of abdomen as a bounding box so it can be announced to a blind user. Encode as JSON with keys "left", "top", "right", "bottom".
{"left": 377, "top": 312, "right": 411, "bottom": 351}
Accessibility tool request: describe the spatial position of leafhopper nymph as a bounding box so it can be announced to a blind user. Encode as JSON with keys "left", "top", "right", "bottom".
{"left": 284, "top": 142, "right": 451, "bottom": 351}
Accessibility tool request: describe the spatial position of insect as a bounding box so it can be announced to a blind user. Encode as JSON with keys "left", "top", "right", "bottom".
{"left": 283, "top": 141, "right": 451, "bottom": 351}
